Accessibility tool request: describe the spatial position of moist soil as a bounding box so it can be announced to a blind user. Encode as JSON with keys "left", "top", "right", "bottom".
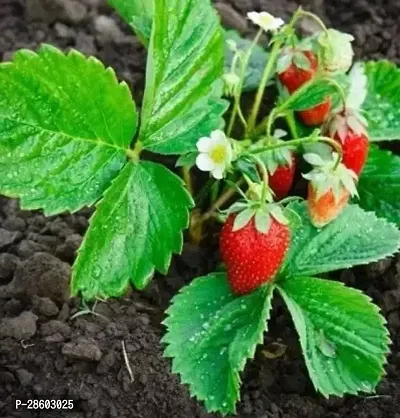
{"left": 0, "top": 0, "right": 400, "bottom": 417}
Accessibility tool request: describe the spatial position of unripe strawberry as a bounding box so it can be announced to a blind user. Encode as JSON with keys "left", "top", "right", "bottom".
{"left": 303, "top": 152, "right": 359, "bottom": 228}
{"left": 307, "top": 183, "right": 350, "bottom": 228}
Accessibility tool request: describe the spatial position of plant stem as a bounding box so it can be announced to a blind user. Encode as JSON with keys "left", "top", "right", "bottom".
{"left": 247, "top": 40, "right": 282, "bottom": 133}
{"left": 127, "top": 141, "right": 143, "bottom": 161}
{"left": 285, "top": 111, "right": 299, "bottom": 139}
{"left": 227, "top": 29, "right": 263, "bottom": 136}
{"left": 182, "top": 167, "right": 193, "bottom": 195}
{"left": 298, "top": 10, "right": 329, "bottom": 33}
{"left": 247, "top": 7, "right": 308, "bottom": 134}
{"left": 200, "top": 178, "right": 244, "bottom": 222}
{"left": 251, "top": 135, "right": 342, "bottom": 159}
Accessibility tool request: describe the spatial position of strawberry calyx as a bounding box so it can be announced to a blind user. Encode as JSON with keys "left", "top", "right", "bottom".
{"left": 260, "top": 141, "right": 295, "bottom": 175}
{"left": 327, "top": 108, "right": 368, "bottom": 143}
{"left": 277, "top": 46, "right": 313, "bottom": 73}
{"left": 225, "top": 181, "right": 289, "bottom": 234}
{"left": 303, "top": 152, "right": 358, "bottom": 203}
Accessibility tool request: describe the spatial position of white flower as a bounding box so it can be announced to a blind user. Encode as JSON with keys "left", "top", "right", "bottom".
{"left": 247, "top": 11, "right": 284, "bottom": 33}
{"left": 319, "top": 29, "right": 354, "bottom": 73}
{"left": 196, "top": 130, "right": 233, "bottom": 180}
{"left": 346, "top": 63, "right": 368, "bottom": 110}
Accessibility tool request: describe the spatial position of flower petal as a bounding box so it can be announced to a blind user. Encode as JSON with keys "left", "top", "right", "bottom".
{"left": 211, "top": 165, "right": 225, "bottom": 180}
{"left": 197, "top": 137, "right": 212, "bottom": 153}
{"left": 196, "top": 154, "right": 215, "bottom": 172}
{"left": 210, "top": 130, "right": 227, "bottom": 144}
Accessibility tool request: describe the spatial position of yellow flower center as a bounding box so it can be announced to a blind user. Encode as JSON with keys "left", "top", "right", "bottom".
{"left": 210, "top": 144, "right": 227, "bottom": 164}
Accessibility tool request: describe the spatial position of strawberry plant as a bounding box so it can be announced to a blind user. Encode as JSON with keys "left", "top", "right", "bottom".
{"left": 0, "top": 0, "right": 400, "bottom": 415}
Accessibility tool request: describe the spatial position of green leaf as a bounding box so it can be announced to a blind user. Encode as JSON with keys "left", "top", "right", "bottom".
{"left": 286, "top": 78, "right": 337, "bottom": 111}
{"left": 282, "top": 201, "right": 400, "bottom": 278}
{"left": 358, "top": 145, "right": 400, "bottom": 226}
{"left": 176, "top": 152, "right": 197, "bottom": 168}
{"left": 363, "top": 60, "right": 400, "bottom": 141}
{"left": 0, "top": 45, "right": 136, "bottom": 215}
{"left": 108, "top": 0, "right": 153, "bottom": 46}
{"left": 163, "top": 273, "right": 274, "bottom": 415}
{"left": 139, "top": 0, "right": 228, "bottom": 155}
{"left": 278, "top": 276, "right": 390, "bottom": 396}
{"left": 72, "top": 161, "right": 193, "bottom": 299}
{"left": 224, "top": 30, "right": 269, "bottom": 92}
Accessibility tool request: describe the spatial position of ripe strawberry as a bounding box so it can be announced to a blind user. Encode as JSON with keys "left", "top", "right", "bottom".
{"left": 220, "top": 213, "right": 290, "bottom": 295}
{"left": 269, "top": 154, "right": 297, "bottom": 200}
{"left": 278, "top": 50, "right": 318, "bottom": 94}
{"left": 303, "top": 152, "right": 358, "bottom": 228}
{"left": 298, "top": 99, "right": 332, "bottom": 126}
{"left": 258, "top": 131, "right": 297, "bottom": 200}
{"left": 328, "top": 109, "right": 369, "bottom": 175}
{"left": 334, "top": 130, "right": 369, "bottom": 175}
{"left": 307, "top": 183, "right": 350, "bottom": 228}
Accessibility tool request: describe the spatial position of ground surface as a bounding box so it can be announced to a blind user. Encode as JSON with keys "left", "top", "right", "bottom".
{"left": 0, "top": 0, "right": 399, "bottom": 417}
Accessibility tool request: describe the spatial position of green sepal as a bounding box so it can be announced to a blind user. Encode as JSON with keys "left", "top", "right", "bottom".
{"left": 232, "top": 208, "right": 255, "bottom": 231}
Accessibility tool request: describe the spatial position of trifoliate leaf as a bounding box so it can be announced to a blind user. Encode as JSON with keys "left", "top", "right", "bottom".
{"left": 108, "top": 0, "right": 153, "bottom": 46}
{"left": 139, "top": 0, "right": 228, "bottom": 155}
{"left": 358, "top": 145, "right": 400, "bottom": 226}
{"left": 363, "top": 60, "right": 400, "bottom": 141}
{"left": 72, "top": 161, "right": 193, "bottom": 299}
{"left": 0, "top": 45, "right": 136, "bottom": 215}
{"left": 163, "top": 273, "right": 274, "bottom": 415}
{"left": 278, "top": 276, "right": 390, "bottom": 396}
{"left": 224, "top": 30, "right": 269, "bottom": 92}
{"left": 281, "top": 201, "right": 400, "bottom": 278}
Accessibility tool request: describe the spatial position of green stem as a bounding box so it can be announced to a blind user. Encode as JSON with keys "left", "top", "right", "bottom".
{"left": 285, "top": 111, "right": 299, "bottom": 139}
{"left": 247, "top": 7, "right": 308, "bottom": 134}
{"left": 326, "top": 77, "right": 347, "bottom": 110}
{"left": 297, "top": 10, "right": 329, "bottom": 34}
{"left": 227, "top": 29, "right": 263, "bottom": 136}
{"left": 127, "top": 141, "right": 143, "bottom": 161}
{"left": 247, "top": 40, "right": 282, "bottom": 133}
{"left": 251, "top": 135, "right": 342, "bottom": 160}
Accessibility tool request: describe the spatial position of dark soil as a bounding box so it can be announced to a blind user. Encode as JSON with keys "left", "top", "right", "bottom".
{"left": 1, "top": 1, "right": 399, "bottom": 417}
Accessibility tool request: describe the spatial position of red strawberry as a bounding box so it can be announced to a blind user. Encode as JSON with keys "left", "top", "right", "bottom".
{"left": 328, "top": 110, "right": 369, "bottom": 175}
{"left": 298, "top": 99, "right": 332, "bottom": 126}
{"left": 307, "top": 183, "right": 350, "bottom": 228}
{"left": 334, "top": 130, "right": 369, "bottom": 175}
{"left": 269, "top": 154, "right": 297, "bottom": 200}
{"left": 278, "top": 49, "right": 331, "bottom": 127}
{"left": 220, "top": 214, "right": 290, "bottom": 295}
{"left": 278, "top": 50, "right": 318, "bottom": 93}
